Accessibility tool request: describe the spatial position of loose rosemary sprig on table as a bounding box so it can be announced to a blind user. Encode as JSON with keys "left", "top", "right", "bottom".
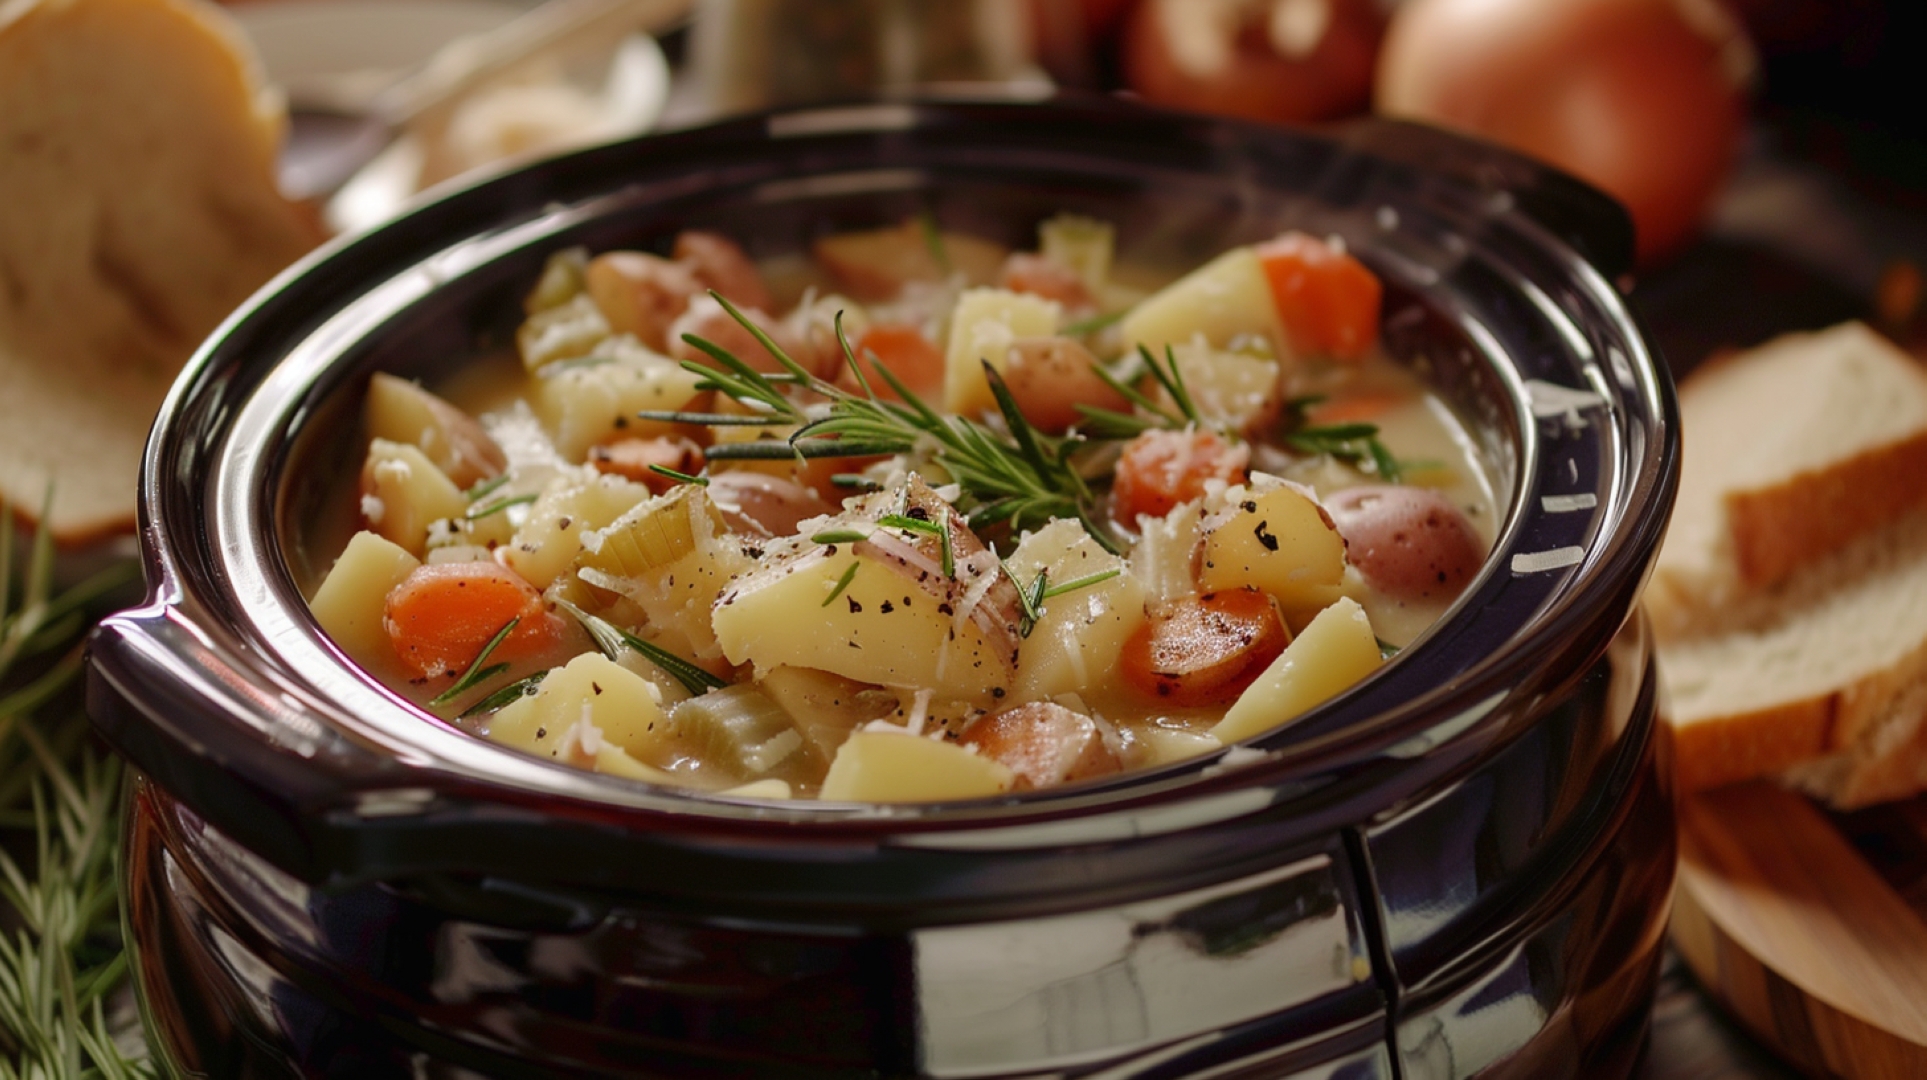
{"left": 0, "top": 494, "right": 152, "bottom": 1080}
{"left": 643, "top": 294, "right": 1127, "bottom": 553}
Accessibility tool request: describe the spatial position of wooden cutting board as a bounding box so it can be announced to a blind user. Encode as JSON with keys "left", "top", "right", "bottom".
{"left": 1672, "top": 781, "right": 1927, "bottom": 1079}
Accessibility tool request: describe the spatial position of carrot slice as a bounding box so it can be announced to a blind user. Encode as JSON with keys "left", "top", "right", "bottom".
{"left": 1110, "top": 428, "right": 1250, "bottom": 527}
{"left": 383, "top": 561, "right": 563, "bottom": 679}
{"left": 1121, "top": 589, "right": 1289, "bottom": 707}
{"left": 846, "top": 323, "right": 947, "bottom": 402}
{"left": 1255, "top": 232, "right": 1382, "bottom": 360}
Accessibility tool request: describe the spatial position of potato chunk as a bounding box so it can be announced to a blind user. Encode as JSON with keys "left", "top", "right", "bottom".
{"left": 1211, "top": 597, "right": 1381, "bottom": 743}
{"left": 1198, "top": 482, "right": 1346, "bottom": 619}
{"left": 818, "top": 731, "right": 1014, "bottom": 802}
{"left": 359, "top": 439, "right": 467, "bottom": 556}
{"left": 531, "top": 338, "right": 708, "bottom": 460}
{"left": 1120, "top": 246, "right": 1287, "bottom": 358}
{"left": 942, "top": 288, "right": 1061, "bottom": 417}
{"left": 500, "top": 472, "right": 652, "bottom": 591}
{"left": 1005, "top": 519, "right": 1145, "bottom": 703}
{"left": 364, "top": 373, "right": 506, "bottom": 489}
{"left": 309, "top": 530, "right": 419, "bottom": 673}
{"left": 487, "top": 653, "right": 677, "bottom": 782}
{"left": 710, "top": 480, "right": 1022, "bottom": 704}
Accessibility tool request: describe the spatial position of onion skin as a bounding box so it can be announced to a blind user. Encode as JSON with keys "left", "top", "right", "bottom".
{"left": 1376, "top": 0, "right": 1755, "bottom": 264}
{"left": 1123, "top": 0, "right": 1385, "bottom": 125}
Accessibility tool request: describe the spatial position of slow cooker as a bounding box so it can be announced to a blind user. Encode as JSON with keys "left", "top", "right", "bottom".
{"left": 88, "top": 98, "right": 1678, "bottom": 1079}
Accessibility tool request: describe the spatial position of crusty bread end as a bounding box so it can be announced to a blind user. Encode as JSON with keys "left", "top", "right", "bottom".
{"left": 0, "top": 0, "right": 322, "bottom": 543}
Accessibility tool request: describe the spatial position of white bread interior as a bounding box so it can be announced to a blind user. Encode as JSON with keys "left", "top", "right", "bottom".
{"left": 0, "top": 0, "right": 321, "bottom": 543}
{"left": 1648, "top": 321, "right": 1927, "bottom": 638}
{"left": 1653, "top": 322, "right": 1927, "bottom": 807}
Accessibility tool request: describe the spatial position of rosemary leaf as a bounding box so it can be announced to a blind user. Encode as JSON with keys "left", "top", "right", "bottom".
{"left": 811, "top": 528, "right": 872, "bottom": 545}
{"left": 464, "top": 474, "right": 509, "bottom": 501}
{"left": 876, "top": 513, "right": 942, "bottom": 537}
{"left": 821, "top": 563, "right": 860, "bottom": 608}
{"left": 1039, "top": 568, "right": 1121, "bottom": 599}
{"left": 430, "top": 616, "right": 521, "bottom": 706}
{"left": 465, "top": 494, "right": 537, "bottom": 521}
{"left": 459, "top": 670, "right": 551, "bottom": 718}
{"left": 1060, "top": 309, "right": 1127, "bottom": 337}
{"left": 938, "top": 506, "right": 955, "bottom": 579}
{"left": 562, "top": 604, "right": 725, "bottom": 696}
{"left": 648, "top": 465, "right": 709, "bottom": 487}
{"left": 633, "top": 410, "right": 787, "bottom": 427}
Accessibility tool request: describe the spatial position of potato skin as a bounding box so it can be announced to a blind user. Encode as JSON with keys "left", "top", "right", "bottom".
{"left": 1325, "top": 485, "right": 1484, "bottom": 602}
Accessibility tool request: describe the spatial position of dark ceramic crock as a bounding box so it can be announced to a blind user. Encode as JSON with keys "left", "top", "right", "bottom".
{"left": 87, "top": 97, "right": 1678, "bottom": 1079}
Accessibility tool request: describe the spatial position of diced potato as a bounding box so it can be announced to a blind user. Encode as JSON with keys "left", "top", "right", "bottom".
{"left": 814, "top": 220, "right": 1009, "bottom": 301}
{"left": 711, "top": 482, "right": 1022, "bottom": 704}
{"left": 308, "top": 530, "right": 419, "bottom": 671}
{"left": 1162, "top": 342, "right": 1284, "bottom": 436}
{"left": 818, "top": 731, "right": 1013, "bottom": 802}
{"left": 1128, "top": 498, "right": 1208, "bottom": 605}
{"left": 1198, "top": 483, "right": 1346, "bottom": 618}
{"left": 1132, "top": 726, "right": 1222, "bottom": 768}
{"left": 1120, "top": 246, "right": 1286, "bottom": 359}
{"left": 517, "top": 293, "right": 610, "bottom": 371}
{"left": 942, "top": 288, "right": 1061, "bottom": 417}
{"left": 487, "top": 653, "right": 677, "bottom": 779}
{"left": 365, "top": 373, "right": 507, "bottom": 489}
{"left": 523, "top": 246, "right": 590, "bottom": 315}
{"left": 360, "top": 439, "right": 467, "bottom": 556}
{"left": 757, "top": 666, "right": 896, "bottom": 763}
{"left": 1005, "top": 520, "right": 1146, "bottom": 702}
{"left": 1211, "top": 596, "right": 1381, "bottom": 743}
{"left": 1038, "top": 214, "right": 1114, "bottom": 293}
{"left": 531, "top": 338, "right": 708, "bottom": 460}
{"left": 500, "top": 473, "right": 653, "bottom": 590}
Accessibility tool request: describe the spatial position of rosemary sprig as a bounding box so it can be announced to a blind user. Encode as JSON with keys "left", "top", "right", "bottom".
{"left": 647, "top": 292, "right": 1127, "bottom": 553}
{"left": 464, "top": 474, "right": 509, "bottom": 502}
{"left": 1060, "top": 309, "right": 1127, "bottom": 338}
{"left": 1284, "top": 422, "right": 1404, "bottom": 483}
{"left": 563, "top": 604, "right": 725, "bottom": 696}
{"left": 648, "top": 465, "right": 709, "bottom": 487}
{"left": 0, "top": 493, "right": 154, "bottom": 1079}
{"left": 1039, "top": 568, "right": 1121, "bottom": 600}
{"left": 429, "top": 617, "right": 518, "bottom": 706}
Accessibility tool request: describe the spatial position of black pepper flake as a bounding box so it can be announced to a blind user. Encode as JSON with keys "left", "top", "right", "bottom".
{"left": 535, "top": 727, "right": 548, "bottom": 739}
{"left": 991, "top": 687, "right": 1005, "bottom": 699}
{"left": 906, "top": 506, "right": 931, "bottom": 521}
{"left": 1242, "top": 500, "right": 1258, "bottom": 512}
{"left": 825, "top": 544, "right": 838, "bottom": 555}
{"left": 848, "top": 597, "right": 863, "bottom": 613}
{"left": 938, "top": 602, "right": 954, "bottom": 616}
{"left": 614, "top": 416, "right": 630, "bottom": 429}
{"left": 1254, "top": 520, "right": 1279, "bottom": 552}
{"left": 592, "top": 682, "right": 603, "bottom": 695}
{"left": 880, "top": 600, "right": 895, "bottom": 613}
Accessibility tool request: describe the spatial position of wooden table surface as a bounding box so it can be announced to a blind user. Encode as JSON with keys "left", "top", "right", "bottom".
{"left": 1641, "top": 950, "right": 1802, "bottom": 1080}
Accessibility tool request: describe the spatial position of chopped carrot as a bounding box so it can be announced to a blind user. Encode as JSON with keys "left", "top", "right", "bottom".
{"left": 1255, "top": 232, "right": 1382, "bottom": 360}
{"left": 383, "top": 561, "right": 565, "bottom": 679}
{"left": 845, "top": 323, "right": 947, "bottom": 402}
{"left": 1121, "top": 589, "right": 1289, "bottom": 707}
{"left": 1110, "top": 428, "right": 1250, "bottom": 527}
{"left": 962, "top": 701, "right": 1121, "bottom": 790}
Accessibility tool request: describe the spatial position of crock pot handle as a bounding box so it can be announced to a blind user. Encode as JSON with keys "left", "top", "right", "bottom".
{"left": 1332, "top": 117, "right": 1637, "bottom": 281}
{"left": 88, "top": 603, "right": 420, "bottom": 884}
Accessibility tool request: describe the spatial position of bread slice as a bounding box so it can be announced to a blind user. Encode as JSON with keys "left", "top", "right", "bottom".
{"left": 1660, "top": 505, "right": 1927, "bottom": 802}
{"left": 0, "top": 0, "right": 321, "bottom": 543}
{"left": 1647, "top": 321, "right": 1927, "bottom": 638}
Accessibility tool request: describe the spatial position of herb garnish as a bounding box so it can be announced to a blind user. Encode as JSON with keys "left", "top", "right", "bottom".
{"left": 460, "top": 669, "right": 550, "bottom": 718}
{"left": 465, "top": 493, "right": 538, "bottom": 520}
{"left": 564, "top": 604, "right": 726, "bottom": 696}
{"left": 654, "top": 292, "right": 1128, "bottom": 553}
{"left": 822, "top": 563, "right": 861, "bottom": 608}
{"left": 430, "top": 617, "right": 518, "bottom": 706}
{"left": 648, "top": 465, "right": 709, "bottom": 487}
{"left": 1282, "top": 396, "right": 1405, "bottom": 483}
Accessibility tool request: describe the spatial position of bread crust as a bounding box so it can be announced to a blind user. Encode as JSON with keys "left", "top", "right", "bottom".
{"left": 0, "top": 0, "right": 321, "bottom": 543}
{"left": 1728, "top": 428, "right": 1927, "bottom": 590}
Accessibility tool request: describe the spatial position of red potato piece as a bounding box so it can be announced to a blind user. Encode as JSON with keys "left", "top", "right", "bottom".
{"left": 1002, "top": 336, "right": 1132, "bottom": 433}
{"left": 999, "top": 252, "right": 1095, "bottom": 310}
{"left": 1121, "top": 588, "right": 1290, "bottom": 707}
{"left": 1325, "top": 484, "right": 1484, "bottom": 603}
{"left": 813, "top": 220, "right": 1008, "bottom": 301}
{"left": 962, "top": 701, "right": 1122, "bottom": 790}
{"left": 706, "top": 472, "right": 835, "bottom": 538}
{"left": 585, "top": 251, "right": 704, "bottom": 352}
{"left": 669, "top": 296, "right": 824, "bottom": 377}
{"left": 365, "top": 373, "right": 507, "bottom": 490}
{"left": 587, "top": 436, "right": 706, "bottom": 493}
{"left": 1110, "top": 428, "right": 1250, "bottom": 527}
{"left": 383, "top": 561, "right": 566, "bottom": 679}
{"left": 673, "top": 230, "right": 773, "bottom": 312}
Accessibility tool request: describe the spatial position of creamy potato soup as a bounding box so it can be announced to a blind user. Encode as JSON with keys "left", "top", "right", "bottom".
{"left": 307, "top": 217, "right": 1497, "bottom": 800}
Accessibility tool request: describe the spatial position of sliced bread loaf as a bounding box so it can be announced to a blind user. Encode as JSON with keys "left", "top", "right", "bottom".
{"left": 0, "top": 0, "right": 321, "bottom": 543}
{"left": 1647, "top": 321, "right": 1927, "bottom": 638}
{"left": 1660, "top": 504, "right": 1927, "bottom": 802}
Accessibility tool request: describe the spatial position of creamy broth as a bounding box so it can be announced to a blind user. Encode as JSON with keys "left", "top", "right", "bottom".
{"left": 307, "top": 219, "right": 1498, "bottom": 800}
